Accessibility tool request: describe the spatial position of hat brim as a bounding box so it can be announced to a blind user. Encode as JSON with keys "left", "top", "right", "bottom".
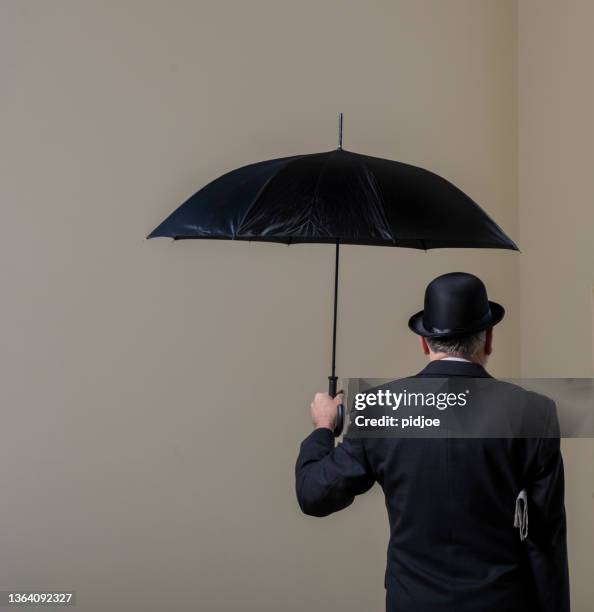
{"left": 408, "top": 301, "right": 505, "bottom": 339}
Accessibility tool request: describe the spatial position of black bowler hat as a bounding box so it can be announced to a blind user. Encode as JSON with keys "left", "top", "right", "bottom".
{"left": 408, "top": 272, "right": 504, "bottom": 339}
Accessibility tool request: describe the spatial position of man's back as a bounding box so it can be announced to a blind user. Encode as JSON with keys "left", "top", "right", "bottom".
{"left": 296, "top": 360, "right": 569, "bottom": 612}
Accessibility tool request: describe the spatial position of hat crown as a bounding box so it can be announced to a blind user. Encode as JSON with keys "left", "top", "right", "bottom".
{"left": 422, "top": 272, "right": 490, "bottom": 334}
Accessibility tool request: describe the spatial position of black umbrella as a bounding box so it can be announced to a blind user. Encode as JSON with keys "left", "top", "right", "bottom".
{"left": 148, "top": 114, "right": 518, "bottom": 435}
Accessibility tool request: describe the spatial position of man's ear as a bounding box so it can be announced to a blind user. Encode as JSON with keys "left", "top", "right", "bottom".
{"left": 484, "top": 327, "right": 493, "bottom": 355}
{"left": 420, "top": 336, "right": 431, "bottom": 355}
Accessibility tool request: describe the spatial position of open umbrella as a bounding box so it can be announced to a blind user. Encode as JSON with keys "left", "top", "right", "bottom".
{"left": 147, "top": 114, "right": 518, "bottom": 436}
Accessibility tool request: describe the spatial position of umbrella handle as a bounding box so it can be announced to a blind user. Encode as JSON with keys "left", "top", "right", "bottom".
{"left": 328, "top": 376, "right": 344, "bottom": 437}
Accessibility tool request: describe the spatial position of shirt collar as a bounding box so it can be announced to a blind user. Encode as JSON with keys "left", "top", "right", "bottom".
{"left": 417, "top": 359, "right": 492, "bottom": 378}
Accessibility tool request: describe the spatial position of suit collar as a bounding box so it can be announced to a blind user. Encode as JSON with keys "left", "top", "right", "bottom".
{"left": 417, "top": 359, "right": 492, "bottom": 378}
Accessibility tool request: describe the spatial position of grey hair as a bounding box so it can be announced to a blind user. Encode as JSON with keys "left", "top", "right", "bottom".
{"left": 426, "top": 330, "right": 487, "bottom": 359}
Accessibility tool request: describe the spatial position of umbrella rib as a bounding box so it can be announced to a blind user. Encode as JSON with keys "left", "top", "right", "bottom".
{"left": 359, "top": 158, "right": 397, "bottom": 244}
{"left": 305, "top": 150, "right": 336, "bottom": 237}
{"left": 235, "top": 155, "right": 306, "bottom": 238}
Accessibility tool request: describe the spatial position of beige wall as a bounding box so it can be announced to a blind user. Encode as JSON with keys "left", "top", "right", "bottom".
{"left": 0, "top": 1, "right": 550, "bottom": 610}
{"left": 518, "top": 1, "right": 594, "bottom": 609}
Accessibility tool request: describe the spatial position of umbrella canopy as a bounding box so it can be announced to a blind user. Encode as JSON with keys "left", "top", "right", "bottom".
{"left": 148, "top": 116, "right": 518, "bottom": 436}
{"left": 147, "top": 148, "right": 517, "bottom": 251}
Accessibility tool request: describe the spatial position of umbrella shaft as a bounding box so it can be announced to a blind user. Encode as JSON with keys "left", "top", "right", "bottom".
{"left": 331, "top": 240, "right": 339, "bottom": 382}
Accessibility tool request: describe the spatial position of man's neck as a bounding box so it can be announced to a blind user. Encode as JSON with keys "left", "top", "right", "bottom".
{"left": 428, "top": 353, "right": 486, "bottom": 366}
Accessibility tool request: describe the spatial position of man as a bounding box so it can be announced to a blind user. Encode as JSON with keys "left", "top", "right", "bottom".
{"left": 295, "top": 272, "right": 569, "bottom": 612}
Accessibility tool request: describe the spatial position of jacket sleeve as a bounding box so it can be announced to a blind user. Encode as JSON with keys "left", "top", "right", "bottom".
{"left": 295, "top": 428, "right": 375, "bottom": 517}
{"left": 525, "top": 402, "right": 570, "bottom": 612}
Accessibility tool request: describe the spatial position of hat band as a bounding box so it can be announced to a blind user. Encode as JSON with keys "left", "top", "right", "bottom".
{"left": 427, "top": 307, "right": 492, "bottom": 335}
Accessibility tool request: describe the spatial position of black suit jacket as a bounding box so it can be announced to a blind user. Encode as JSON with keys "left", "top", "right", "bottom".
{"left": 295, "top": 360, "right": 569, "bottom": 612}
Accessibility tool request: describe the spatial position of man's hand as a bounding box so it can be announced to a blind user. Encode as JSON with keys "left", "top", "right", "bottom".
{"left": 310, "top": 391, "right": 343, "bottom": 431}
